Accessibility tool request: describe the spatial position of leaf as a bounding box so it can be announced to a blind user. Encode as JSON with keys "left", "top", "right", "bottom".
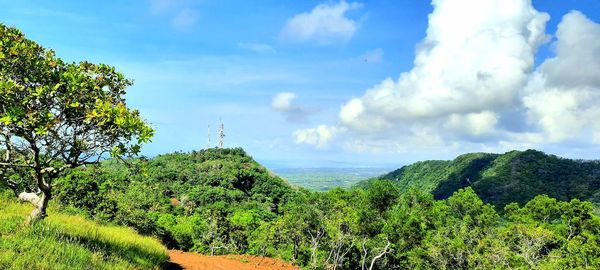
{"left": 34, "top": 126, "right": 48, "bottom": 135}
{"left": 0, "top": 115, "right": 11, "bottom": 125}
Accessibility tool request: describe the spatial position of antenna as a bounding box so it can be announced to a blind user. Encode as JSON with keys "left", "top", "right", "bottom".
{"left": 218, "top": 119, "right": 225, "bottom": 149}
{"left": 207, "top": 125, "right": 211, "bottom": 149}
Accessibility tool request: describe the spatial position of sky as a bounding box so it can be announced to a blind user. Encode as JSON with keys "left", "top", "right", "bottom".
{"left": 1, "top": 0, "right": 599, "bottom": 169}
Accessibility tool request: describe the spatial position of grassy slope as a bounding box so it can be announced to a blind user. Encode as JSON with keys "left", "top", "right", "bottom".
{"left": 0, "top": 193, "right": 168, "bottom": 270}
{"left": 372, "top": 150, "right": 600, "bottom": 207}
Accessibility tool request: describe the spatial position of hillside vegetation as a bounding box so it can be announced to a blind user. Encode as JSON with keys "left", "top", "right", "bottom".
{"left": 52, "top": 148, "right": 296, "bottom": 254}
{"left": 22, "top": 148, "right": 598, "bottom": 269}
{"left": 371, "top": 150, "right": 600, "bottom": 207}
{"left": 0, "top": 191, "right": 168, "bottom": 270}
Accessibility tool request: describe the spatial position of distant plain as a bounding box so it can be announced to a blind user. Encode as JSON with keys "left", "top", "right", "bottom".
{"left": 273, "top": 167, "right": 392, "bottom": 190}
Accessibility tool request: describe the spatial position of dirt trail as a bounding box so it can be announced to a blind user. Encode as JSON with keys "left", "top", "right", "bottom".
{"left": 166, "top": 250, "right": 300, "bottom": 270}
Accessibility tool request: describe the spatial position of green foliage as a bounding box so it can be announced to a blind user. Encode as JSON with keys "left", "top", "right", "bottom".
{"left": 53, "top": 148, "right": 296, "bottom": 254}
{"left": 370, "top": 149, "right": 600, "bottom": 208}
{"left": 371, "top": 153, "right": 496, "bottom": 194}
{"left": 363, "top": 179, "right": 401, "bottom": 214}
{"left": 0, "top": 198, "right": 168, "bottom": 269}
{"left": 0, "top": 23, "right": 153, "bottom": 222}
{"left": 0, "top": 23, "right": 153, "bottom": 157}
{"left": 476, "top": 150, "right": 600, "bottom": 207}
{"left": 46, "top": 147, "right": 600, "bottom": 269}
{"left": 5, "top": 145, "right": 597, "bottom": 270}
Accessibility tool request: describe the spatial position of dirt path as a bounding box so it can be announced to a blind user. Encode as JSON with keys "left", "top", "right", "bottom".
{"left": 166, "top": 250, "right": 300, "bottom": 270}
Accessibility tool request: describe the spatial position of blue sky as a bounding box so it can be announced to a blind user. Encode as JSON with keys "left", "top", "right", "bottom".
{"left": 1, "top": 0, "right": 600, "bottom": 168}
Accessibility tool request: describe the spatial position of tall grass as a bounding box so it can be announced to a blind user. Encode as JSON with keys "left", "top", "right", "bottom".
{"left": 0, "top": 193, "right": 169, "bottom": 270}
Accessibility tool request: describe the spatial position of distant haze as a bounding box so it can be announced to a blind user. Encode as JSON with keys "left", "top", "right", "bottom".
{"left": 272, "top": 167, "right": 392, "bottom": 191}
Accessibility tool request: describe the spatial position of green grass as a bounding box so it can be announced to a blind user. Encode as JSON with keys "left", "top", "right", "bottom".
{"left": 0, "top": 194, "right": 169, "bottom": 270}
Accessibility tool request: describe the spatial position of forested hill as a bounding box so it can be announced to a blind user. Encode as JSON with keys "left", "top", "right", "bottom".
{"left": 366, "top": 149, "right": 600, "bottom": 207}
{"left": 53, "top": 148, "right": 297, "bottom": 251}
{"left": 4, "top": 148, "right": 600, "bottom": 269}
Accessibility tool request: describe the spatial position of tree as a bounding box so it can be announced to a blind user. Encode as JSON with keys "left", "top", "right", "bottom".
{"left": 364, "top": 179, "right": 400, "bottom": 214}
{"left": 0, "top": 24, "right": 153, "bottom": 223}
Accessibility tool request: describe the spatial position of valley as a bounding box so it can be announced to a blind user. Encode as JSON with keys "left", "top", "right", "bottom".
{"left": 273, "top": 167, "right": 391, "bottom": 191}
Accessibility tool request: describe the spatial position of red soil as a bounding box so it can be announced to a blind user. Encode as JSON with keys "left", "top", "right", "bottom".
{"left": 166, "top": 250, "right": 300, "bottom": 270}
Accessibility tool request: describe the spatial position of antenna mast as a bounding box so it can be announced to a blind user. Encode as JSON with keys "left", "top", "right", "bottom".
{"left": 218, "top": 119, "right": 225, "bottom": 148}
{"left": 207, "top": 125, "right": 211, "bottom": 149}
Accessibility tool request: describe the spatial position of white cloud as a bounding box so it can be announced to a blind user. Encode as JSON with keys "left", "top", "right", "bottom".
{"left": 272, "top": 92, "right": 296, "bottom": 111}
{"left": 523, "top": 11, "right": 600, "bottom": 143}
{"left": 338, "top": 0, "right": 548, "bottom": 132}
{"left": 537, "top": 11, "right": 600, "bottom": 89}
{"left": 272, "top": 92, "right": 313, "bottom": 122}
{"left": 171, "top": 8, "right": 197, "bottom": 29}
{"left": 361, "top": 48, "right": 384, "bottom": 63}
{"left": 595, "top": 132, "right": 600, "bottom": 144}
{"left": 238, "top": 42, "right": 276, "bottom": 53}
{"left": 294, "top": 1, "right": 600, "bottom": 153}
{"left": 339, "top": 98, "right": 363, "bottom": 125}
{"left": 294, "top": 125, "right": 344, "bottom": 148}
{"left": 295, "top": 0, "right": 564, "bottom": 151}
{"left": 280, "top": 1, "right": 362, "bottom": 44}
{"left": 343, "top": 127, "right": 446, "bottom": 153}
{"left": 445, "top": 111, "right": 499, "bottom": 137}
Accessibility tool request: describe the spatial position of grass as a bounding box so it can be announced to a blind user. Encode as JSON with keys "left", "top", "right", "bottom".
{"left": 0, "top": 193, "right": 169, "bottom": 270}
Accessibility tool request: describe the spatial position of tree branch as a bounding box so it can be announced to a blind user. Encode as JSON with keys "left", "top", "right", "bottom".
{"left": 0, "top": 162, "right": 33, "bottom": 168}
{"left": 368, "top": 239, "right": 391, "bottom": 270}
{"left": 1, "top": 178, "right": 20, "bottom": 197}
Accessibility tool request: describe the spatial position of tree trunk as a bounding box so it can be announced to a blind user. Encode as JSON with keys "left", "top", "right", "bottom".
{"left": 293, "top": 236, "right": 300, "bottom": 262}
{"left": 18, "top": 189, "right": 51, "bottom": 224}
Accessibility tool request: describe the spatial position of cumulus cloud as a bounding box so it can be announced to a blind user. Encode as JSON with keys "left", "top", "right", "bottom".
{"left": 523, "top": 11, "right": 600, "bottom": 142}
{"left": 361, "top": 48, "right": 384, "bottom": 63}
{"left": 445, "top": 111, "right": 499, "bottom": 137}
{"left": 343, "top": 126, "right": 446, "bottom": 153}
{"left": 272, "top": 92, "right": 313, "bottom": 122}
{"left": 238, "top": 42, "right": 276, "bottom": 53}
{"left": 338, "top": 0, "right": 549, "bottom": 132}
{"left": 294, "top": 125, "right": 344, "bottom": 148}
{"left": 296, "top": 0, "right": 600, "bottom": 152}
{"left": 280, "top": 1, "right": 362, "bottom": 44}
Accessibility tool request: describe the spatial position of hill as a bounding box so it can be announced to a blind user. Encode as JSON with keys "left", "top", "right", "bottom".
{"left": 0, "top": 192, "right": 168, "bottom": 270}
{"left": 368, "top": 149, "right": 600, "bottom": 207}
{"left": 3, "top": 148, "right": 600, "bottom": 269}
{"left": 51, "top": 148, "right": 298, "bottom": 254}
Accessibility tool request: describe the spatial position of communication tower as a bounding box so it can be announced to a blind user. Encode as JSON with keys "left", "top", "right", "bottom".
{"left": 218, "top": 119, "right": 225, "bottom": 148}
{"left": 207, "top": 125, "right": 211, "bottom": 149}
